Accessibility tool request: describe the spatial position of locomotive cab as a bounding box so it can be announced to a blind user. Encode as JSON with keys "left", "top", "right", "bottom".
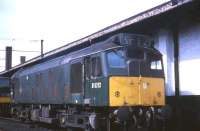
{"left": 82, "top": 34, "right": 165, "bottom": 108}
{"left": 82, "top": 39, "right": 166, "bottom": 129}
{"left": 82, "top": 41, "right": 165, "bottom": 107}
{"left": 107, "top": 45, "right": 165, "bottom": 107}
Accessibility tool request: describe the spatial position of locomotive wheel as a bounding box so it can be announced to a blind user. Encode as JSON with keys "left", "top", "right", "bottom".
{"left": 57, "top": 115, "right": 65, "bottom": 127}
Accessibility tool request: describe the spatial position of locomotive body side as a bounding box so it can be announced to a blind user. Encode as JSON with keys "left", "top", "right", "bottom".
{"left": 12, "top": 56, "right": 66, "bottom": 104}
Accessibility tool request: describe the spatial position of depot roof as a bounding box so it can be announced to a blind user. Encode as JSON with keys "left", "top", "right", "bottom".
{"left": 0, "top": 0, "right": 194, "bottom": 77}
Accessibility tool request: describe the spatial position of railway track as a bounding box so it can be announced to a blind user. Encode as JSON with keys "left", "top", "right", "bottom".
{"left": 0, "top": 116, "right": 151, "bottom": 131}
{"left": 0, "top": 117, "right": 131, "bottom": 131}
{"left": 0, "top": 117, "right": 67, "bottom": 131}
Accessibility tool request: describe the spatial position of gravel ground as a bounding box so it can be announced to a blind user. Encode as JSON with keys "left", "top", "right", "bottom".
{"left": 0, "top": 118, "right": 67, "bottom": 131}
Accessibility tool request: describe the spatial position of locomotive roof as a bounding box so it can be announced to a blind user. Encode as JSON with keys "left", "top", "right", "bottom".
{"left": 62, "top": 33, "right": 156, "bottom": 63}
{"left": 12, "top": 33, "right": 126, "bottom": 77}
{"left": 13, "top": 33, "right": 160, "bottom": 77}
{"left": 12, "top": 56, "right": 65, "bottom": 77}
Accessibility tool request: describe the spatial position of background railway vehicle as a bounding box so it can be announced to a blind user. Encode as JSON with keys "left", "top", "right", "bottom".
{"left": 10, "top": 33, "right": 167, "bottom": 131}
{"left": 0, "top": 77, "right": 11, "bottom": 116}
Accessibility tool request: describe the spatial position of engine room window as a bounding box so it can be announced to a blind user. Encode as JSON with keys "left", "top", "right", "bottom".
{"left": 70, "top": 62, "right": 82, "bottom": 93}
{"left": 36, "top": 74, "right": 39, "bottom": 87}
{"left": 91, "top": 57, "right": 102, "bottom": 77}
{"left": 107, "top": 50, "right": 126, "bottom": 68}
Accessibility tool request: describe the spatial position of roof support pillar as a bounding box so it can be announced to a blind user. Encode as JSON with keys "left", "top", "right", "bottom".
{"left": 173, "top": 27, "right": 180, "bottom": 97}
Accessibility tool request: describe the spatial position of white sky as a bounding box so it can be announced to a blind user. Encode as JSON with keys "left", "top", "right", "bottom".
{"left": 0, "top": 0, "right": 168, "bottom": 71}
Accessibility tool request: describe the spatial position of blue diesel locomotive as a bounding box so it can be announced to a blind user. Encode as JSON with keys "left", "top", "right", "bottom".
{"left": 11, "top": 33, "right": 165, "bottom": 130}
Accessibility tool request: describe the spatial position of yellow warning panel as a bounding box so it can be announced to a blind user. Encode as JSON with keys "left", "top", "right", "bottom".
{"left": 141, "top": 77, "right": 165, "bottom": 106}
{"left": 109, "top": 77, "right": 139, "bottom": 107}
{"left": 109, "top": 76, "right": 165, "bottom": 107}
{"left": 0, "top": 96, "right": 11, "bottom": 103}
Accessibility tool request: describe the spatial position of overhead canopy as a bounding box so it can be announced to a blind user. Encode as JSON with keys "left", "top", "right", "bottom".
{"left": 0, "top": 0, "right": 196, "bottom": 77}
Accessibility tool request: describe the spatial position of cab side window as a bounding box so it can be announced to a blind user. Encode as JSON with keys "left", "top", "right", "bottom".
{"left": 91, "top": 57, "right": 102, "bottom": 78}
{"left": 84, "top": 57, "right": 91, "bottom": 79}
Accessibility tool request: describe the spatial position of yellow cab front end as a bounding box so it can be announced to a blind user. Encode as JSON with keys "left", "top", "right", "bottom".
{"left": 106, "top": 45, "right": 165, "bottom": 107}
{"left": 109, "top": 76, "right": 165, "bottom": 107}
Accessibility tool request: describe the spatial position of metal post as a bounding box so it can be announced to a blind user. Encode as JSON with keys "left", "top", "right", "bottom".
{"left": 5, "top": 46, "right": 12, "bottom": 70}
{"left": 20, "top": 56, "right": 26, "bottom": 64}
{"left": 173, "top": 26, "right": 181, "bottom": 131}
{"left": 41, "top": 40, "right": 44, "bottom": 57}
{"left": 173, "top": 28, "right": 180, "bottom": 97}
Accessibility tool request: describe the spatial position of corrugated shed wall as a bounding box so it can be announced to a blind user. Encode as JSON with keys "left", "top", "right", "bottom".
{"left": 179, "top": 21, "right": 200, "bottom": 95}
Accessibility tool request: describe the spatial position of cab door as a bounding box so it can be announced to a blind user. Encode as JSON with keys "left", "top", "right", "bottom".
{"left": 84, "top": 54, "right": 107, "bottom": 106}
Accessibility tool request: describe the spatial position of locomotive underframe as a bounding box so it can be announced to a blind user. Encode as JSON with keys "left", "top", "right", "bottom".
{"left": 11, "top": 103, "right": 166, "bottom": 130}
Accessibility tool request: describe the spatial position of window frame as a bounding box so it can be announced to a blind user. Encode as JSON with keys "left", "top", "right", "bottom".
{"left": 106, "top": 49, "right": 127, "bottom": 69}
{"left": 70, "top": 59, "right": 83, "bottom": 93}
{"left": 90, "top": 56, "right": 103, "bottom": 79}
